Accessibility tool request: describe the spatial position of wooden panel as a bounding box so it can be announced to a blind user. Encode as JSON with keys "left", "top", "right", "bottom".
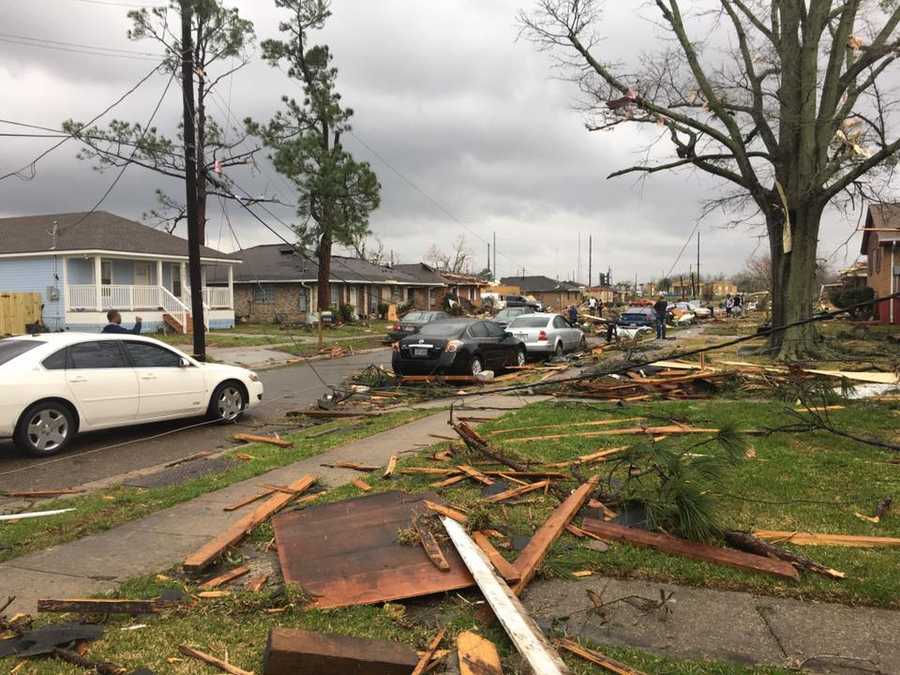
{"left": 263, "top": 627, "right": 418, "bottom": 675}
{"left": 0, "top": 292, "right": 42, "bottom": 336}
{"left": 272, "top": 491, "right": 474, "bottom": 609}
{"left": 458, "top": 631, "right": 503, "bottom": 675}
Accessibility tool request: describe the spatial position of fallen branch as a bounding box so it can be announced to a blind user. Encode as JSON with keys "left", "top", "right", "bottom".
{"left": 723, "top": 531, "right": 845, "bottom": 580}
{"left": 179, "top": 645, "right": 254, "bottom": 675}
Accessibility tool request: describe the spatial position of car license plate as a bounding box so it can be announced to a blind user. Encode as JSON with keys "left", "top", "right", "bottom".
{"left": 411, "top": 347, "right": 429, "bottom": 357}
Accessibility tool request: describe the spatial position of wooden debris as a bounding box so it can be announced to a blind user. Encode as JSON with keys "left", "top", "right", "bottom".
{"left": 401, "top": 467, "right": 461, "bottom": 475}
{"left": 246, "top": 574, "right": 269, "bottom": 592}
{"left": 473, "top": 531, "right": 521, "bottom": 583}
{"left": 587, "top": 499, "right": 619, "bottom": 520}
{"left": 557, "top": 638, "right": 647, "bottom": 675}
{"left": 184, "top": 474, "right": 317, "bottom": 572}
{"left": 0, "top": 508, "right": 75, "bottom": 522}
{"left": 423, "top": 500, "right": 468, "bottom": 524}
{"left": 178, "top": 645, "right": 254, "bottom": 675}
{"left": 512, "top": 477, "right": 600, "bottom": 594}
{"left": 4, "top": 488, "right": 84, "bottom": 498}
{"left": 351, "top": 479, "right": 372, "bottom": 492}
{"left": 483, "top": 470, "right": 568, "bottom": 480}
{"left": 415, "top": 522, "right": 450, "bottom": 571}
{"left": 233, "top": 452, "right": 256, "bottom": 462}
{"left": 50, "top": 648, "right": 125, "bottom": 675}
{"left": 323, "top": 461, "right": 379, "bottom": 472}
{"left": 441, "top": 517, "right": 571, "bottom": 675}
{"left": 456, "top": 464, "right": 495, "bottom": 485}
{"left": 855, "top": 496, "right": 892, "bottom": 524}
{"left": 37, "top": 598, "right": 161, "bottom": 614}
{"left": 197, "top": 591, "right": 230, "bottom": 599}
{"left": 723, "top": 531, "right": 844, "bottom": 580}
{"left": 432, "top": 474, "right": 469, "bottom": 488}
{"left": 457, "top": 631, "right": 503, "bottom": 675}
{"left": 583, "top": 520, "right": 799, "bottom": 580}
{"left": 487, "top": 418, "right": 645, "bottom": 437}
{"left": 544, "top": 446, "right": 628, "bottom": 469}
{"left": 383, "top": 455, "right": 398, "bottom": 478}
{"left": 263, "top": 628, "right": 418, "bottom": 675}
{"left": 199, "top": 565, "right": 251, "bottom": 590}
{"left": 485, "top": 480, "right": 550, "bottom": 504}
{"left": 232, "top": 433, "right": 292, "bottom": 448}
{"left": 411, "top": 628, "right": 446, "bottom": 675}
{"left": 223, "top": 490, "right": 276, "bottom": 512}
{"left": 294, "top": 409, "right": 380, "bottom": 418}
{"left": 572, "top": 570, "right": 593, "bottom": 577}
{"left": 401, "top": 375, "right": 479, "bottom": 383}
{"left": 753, "top": 530, "right": 900, "bottom": 548}
{"left": 509, "top": 425, "right": 719, "bottom": 443}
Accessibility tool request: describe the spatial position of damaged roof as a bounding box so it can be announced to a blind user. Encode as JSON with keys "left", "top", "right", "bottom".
{"left": 862, "top": 203, "right": 900, "bottom": 253}
{"left": 500, "top": 275, "right": 581, "bottom": 293}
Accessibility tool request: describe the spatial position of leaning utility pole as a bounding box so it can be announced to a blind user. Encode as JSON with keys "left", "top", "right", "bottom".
{"left": 588, "top": 235, "right": 592, "bottom": 288}
{"left": 180, "top": 0, "right": 206, "bottom": 359}
{"left": 696, "top": 230, "right": 701, "bottom": 297}
{"left": 492, "top": 232, "right": 496, "bottom": 281}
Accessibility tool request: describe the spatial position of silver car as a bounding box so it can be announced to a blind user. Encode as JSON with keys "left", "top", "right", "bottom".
{"left": 505, "top": 313, "right": 585, "bottom": 358}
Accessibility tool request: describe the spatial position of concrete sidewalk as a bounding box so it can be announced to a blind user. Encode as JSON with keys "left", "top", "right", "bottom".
{"left": 0, "top": 394, "right": 531, "bottom": 616}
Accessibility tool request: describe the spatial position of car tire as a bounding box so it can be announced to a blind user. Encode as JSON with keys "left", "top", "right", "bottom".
{"left": 554, "top": 342, "right": 564, "bottom": 357}
{"left": 208, "top": 381, "right": 247, "bottom": 423}
{"left": 469, "top": 355, "right": 484, "bottom": 377}
{"left": 15, "top": 401, "right": 76, "bottom": 457}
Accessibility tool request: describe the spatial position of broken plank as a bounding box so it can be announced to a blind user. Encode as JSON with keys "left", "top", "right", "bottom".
{"left": 232, "top": 433, "right": 292, "bottom": 448}
{"left": 557, "top": 638, "right": 647, "bottom": 675}
{"left": 411, "top": 628, "right": 447, "bottom": 675}
{"left": 352, "top": 478, "right": 372, "bottom": 492}
{"left": 178, "top": 645, "right": 253, "bottom": 675}
{"left": 323, "top": 461, "right": 379, "bottom": 472}
{"left": 512, "top": 477, "right": 599, "bottom": 594}
{"left": 423, "top": 500, "right": 468, "bottom": 524}
{"left": 473, "top": 531, "right": 521, "bottom": 583}
{"left": 401, "top": 467, "right": 461, "bottom": 475}
{"left": 184, "top": 474, "right": 317, "bottom": 572}
{"left": 441, "top": 517, "right": 571, "bottom": 675}
{"left": 37, "top": 598, "right": 161, "bottom": 614}
{"left": 583, "top": 520, "right": 799, "bottom": 580}
{"left": 487, "top": 418, "right": 644, "bottom": 437}
{"left": 485, "top": 480, "right": 550, "bottom": 504}
{"left": 4, "top": 488, "right": 84, "bottom": 498}
{"left": 199, "top": 565, "right": 251, "bottom": 590}
{"left": 753, "top": 530, "right": 900, "bottom": 548}
{"left": 223, "top": 490, "right": 275, "bottom": 512}
{"left": 432, "top": 474, "right": 469, "bottom": 488}
{"left": 457, "top": 631, "right": 503, "bottom": 675}
{"left": 482, "top": 470, "right": 568, "bottom": 480}
{"left": 415, "top": 521, "right": 450, "bottom": 571}
{"left": 507, "top": 426, "right": 719, "bottom": 443}
{"left": 383, "top": 455, "right": 398, "bottom": 478}
{"left": 457, "top": 464, "right": 495, "bottom": 485}
{"left": 545, "top": 446, "right": 628, "bottom": 468}
{"left": 263, "top": 627, "right": 418, "bottom": 675}
{"left": 246, "top": 574, "right": 269, "bottom": 592}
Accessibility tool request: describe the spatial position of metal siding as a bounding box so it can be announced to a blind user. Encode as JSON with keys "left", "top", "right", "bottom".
{"left": 0, "top": 256, "right": 63, "bottom": 329}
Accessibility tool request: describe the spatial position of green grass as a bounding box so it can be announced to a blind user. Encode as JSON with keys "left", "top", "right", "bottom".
{"left": 279, "top": 336, "right": 386, "bottom": 357}
{"left": 154, "top": 332, "right": 291, "bottom": 348}
{"left": 0, "top": 409, "right": 429, "bottom": 564}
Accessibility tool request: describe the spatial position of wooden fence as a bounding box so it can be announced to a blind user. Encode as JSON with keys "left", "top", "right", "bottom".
{"left": 0, "top": 292, "right": 43, "bottom": 336}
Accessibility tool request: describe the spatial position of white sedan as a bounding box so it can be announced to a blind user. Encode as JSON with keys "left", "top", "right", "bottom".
{"left": 505, "top": 313, "right": 585, "bottom": 358}
{"left": 0, "top": 333, "right": 264, "bottom": 456}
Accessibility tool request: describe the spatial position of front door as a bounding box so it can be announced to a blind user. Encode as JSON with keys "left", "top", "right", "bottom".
{"left": 122, "top": 341, "right": 208, "bottom": 419}
{"left": 65, "top": 341, "right": 139, "bottom": 427}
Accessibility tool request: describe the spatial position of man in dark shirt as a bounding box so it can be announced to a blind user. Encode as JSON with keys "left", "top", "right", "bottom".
{"left": 102, "top": 310, "right": 142, "bottom": 334}
{"left": 653, "top": 295, "right": 668, "bottom": 340}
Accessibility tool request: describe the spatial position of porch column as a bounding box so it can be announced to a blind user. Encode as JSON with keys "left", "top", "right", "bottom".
{"left": 61, "top": 256, "right": 69, "bottom": 312}
{"left": 156, "top": 260, "right": 164, "bottom": 309}
{"left": 94, "top": 256, "right": 103, "bottom": 311}
{"left": 179, "top": 262, "right": 187, "bottom": 301}
{"left": 227, "top": 265, "right": 234, "bottom": 309}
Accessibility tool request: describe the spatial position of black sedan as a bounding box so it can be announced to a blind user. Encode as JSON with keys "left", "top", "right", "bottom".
{"left": 617, "top": 307, "right": 657, "bottom": 329}
{"left": 392, "top": 319, "right": 526, "bottom": 376}
{"left": 386, "top": 310, "right": 450, "bottom": 341}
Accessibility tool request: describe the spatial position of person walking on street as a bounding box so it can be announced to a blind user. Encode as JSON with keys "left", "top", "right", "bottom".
{"left": 567, "top": 304, "right": 579, "bottom": 325}
{"left": 102, "top": 310, "right": 142, "bottom": 334}
{"left": 653, "top": 294, "right": 668, "bottom": 340}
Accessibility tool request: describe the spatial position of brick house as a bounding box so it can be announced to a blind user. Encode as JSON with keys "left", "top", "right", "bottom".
{"left": 392, "top": 263, "right": 449, "bottom": 309}
{"left": 213, "top": 245, "right": 445, "bottom": 323}
{"left": 500, "top": 275, "right": 583, "bottom": 311}
{"left": 861, "top": 204, "right": 900, "bottom": 324}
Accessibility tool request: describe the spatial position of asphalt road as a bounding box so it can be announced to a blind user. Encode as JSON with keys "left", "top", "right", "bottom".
{"left": 0, "top": 349, "right": 391, "bottom": 493}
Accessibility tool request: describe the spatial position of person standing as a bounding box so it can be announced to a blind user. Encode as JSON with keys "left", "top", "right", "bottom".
{"left": 102, "top": 310, "right": 142, "bottom": 334}
{"left": 725, "top": 294, "right": 734, "bottom": 317}
{"left": 653, "top": 294, "right": 668, "bottom": 340}
{"left": 597, "top": 299, "right": 604, "bottom": 318}
{"left": 567, "top": 304, "right": 579, "bottom": 325}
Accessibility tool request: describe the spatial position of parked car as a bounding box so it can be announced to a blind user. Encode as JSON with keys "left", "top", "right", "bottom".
{"left": 506, "top": 313, "right": 585, "bottom": 358}
{"left": 0, "top": 334, "right": 264, "bottom": 457}
{"left": 386, "top": 310, "right": 450, "bottom": 341}
{"left": 617, "top": 306, "right": 657, "bottom": 329}
{"left": 502, "top": 295, "right": 541, "bottom": 311}
{"left": 392, "top": 319, "right": 525, "bottom": 376}
{"left": 494, "top": 306, "right": 533, "bottom": 327}
{"left": 687, "top": 300, "right": 712, "bottom": 318}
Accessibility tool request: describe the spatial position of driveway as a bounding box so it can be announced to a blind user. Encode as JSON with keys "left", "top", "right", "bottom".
{"left": 0, "top": 349, "right": 391, "bottom": 493}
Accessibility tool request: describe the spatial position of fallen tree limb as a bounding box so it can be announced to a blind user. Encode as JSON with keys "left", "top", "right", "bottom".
{"left": 179, "top": 645, "right": 254, "bottom": 675}
{"left": 723, "top": 531, "right": 845, "bottom": 580}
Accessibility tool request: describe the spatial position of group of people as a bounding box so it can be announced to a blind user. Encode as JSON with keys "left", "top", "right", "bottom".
{"left": 724, "top": 294, "right": 744, "bottom": 316}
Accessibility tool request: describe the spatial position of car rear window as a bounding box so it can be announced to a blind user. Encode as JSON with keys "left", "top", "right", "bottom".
{"left": 0, "top": 339, "right": 43, "bottom": 366}
{"left": 508, "top": 317, "right": 548, "bottom": 328}
{"left": 403, "top": 312, "right": 428, "bottom": 321}
{"left": 418, "top": 321, "right": 469, "bottom": 337}
{"left": 621, "top": 313, "right": 649, "bottom": 322}
{"left": 497, "top": 308, "right": 526, "bottom": 319}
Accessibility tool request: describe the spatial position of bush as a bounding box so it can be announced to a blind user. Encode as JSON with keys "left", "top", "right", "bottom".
{"left": 338, "top": 303, "right": 355, "bottom": 323}
{"left": 829, "top": 286, "right": 875, "bottom": 319}
{"left": 377, "top": 302, "right": 389, "bottom": 319}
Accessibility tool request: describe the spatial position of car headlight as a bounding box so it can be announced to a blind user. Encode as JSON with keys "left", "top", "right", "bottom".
{"left": 248, "top": 372, "right": 260, "bottom": 382}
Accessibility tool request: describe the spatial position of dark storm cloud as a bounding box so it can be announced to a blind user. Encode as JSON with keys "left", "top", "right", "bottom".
{"left": 0, "top": 0, "right": 874, "bottom": 282}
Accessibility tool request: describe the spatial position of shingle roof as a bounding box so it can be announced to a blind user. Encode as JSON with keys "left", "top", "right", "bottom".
{"left": 862, "top": 203, "right": 900, "bottom": 253}
{"left": 216, "top": 244, "right": 441, "bottom": 285}
{"left": 0, "top": 211, "right": 239, "bottom": 261}
{"left": 393, "top": 263, "right": 446, "bottom": 285}
{"left": 500, "top": 275, "right": 580, "bottom": 293}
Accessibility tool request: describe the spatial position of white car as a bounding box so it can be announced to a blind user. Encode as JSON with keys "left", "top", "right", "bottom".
{"left": 0, "top": 333, "right": 264, "bottom": 456}
{"left": 505, "top": 313, "right": 585, "bottom": 358}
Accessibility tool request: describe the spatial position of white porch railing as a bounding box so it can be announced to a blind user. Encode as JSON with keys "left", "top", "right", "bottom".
{"left": 159, "top": 286, "right": 191, "bottom": 333}
{"left": 67, "top": 284, "right": 232, "bottom": 312}
{"left": 204, "top": 287, "right": 232, "bottom": 309}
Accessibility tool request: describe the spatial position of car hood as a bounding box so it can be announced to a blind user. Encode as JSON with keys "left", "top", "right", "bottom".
{"left": 197, "top": 362, "right": 254, "bottom": 379}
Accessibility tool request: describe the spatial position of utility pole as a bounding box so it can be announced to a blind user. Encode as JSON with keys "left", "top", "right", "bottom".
{"left": 588, "top": 235, "right": 592, "bottom": 288}
{"left": 486, "top": 243, "right": 490, "bottom": 278}
{"left": 696, "top": 230, "right": 701, "bottom": 297}
{"left": 577, "top": 233, "right": 581, "bottom": 284}
{"left": 180, "top": 0, "right": 206, "bottom": 360}
{"left": 493, "top": 232, "right": 496, "bottom": 282}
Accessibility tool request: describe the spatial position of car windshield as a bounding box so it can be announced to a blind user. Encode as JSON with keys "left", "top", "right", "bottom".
{"left": 417, "top": 321, "right": 470, "bottom": 337}
{"left": 402, "top": 312, "right": 429, "bottom": 322}
{"left": 621, "top": 313, "right": 648, "bottom": 321}
{"left": 508, "top": 317, "right": 548, "bottom": 328}
{"left": 496, "top": 308, "right": 526, "bottom": 320}
{"left": 0, "top": 339, "right": 43, "bottom": 367}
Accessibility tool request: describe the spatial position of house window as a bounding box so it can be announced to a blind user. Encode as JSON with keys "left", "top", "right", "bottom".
{"left": 391, "top": 286, "right": 402, "bottom": 302}
{"left": 101, "top": 261, "right": 112, "bottom": 286}
{"left": 330, "top": 284, "right": 340, "bottom": 306}
{"left": 253, "top": 285, "right": 274, "bottom": 304}
{"left": 298, "top": 287, "right": 309, "bottom": 312}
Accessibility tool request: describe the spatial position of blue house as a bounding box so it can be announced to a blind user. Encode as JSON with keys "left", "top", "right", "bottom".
{"left": 0, "top": 211, "right": 240, "bottom": 333}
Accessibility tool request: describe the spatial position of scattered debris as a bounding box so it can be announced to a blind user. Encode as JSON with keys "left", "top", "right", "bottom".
{"left": 351, "top": 478, "right": 373, "bottom": 492}
{"left": 723, "top": 531, "right": 844, "bottom": 580}
{"left": 457, "top": 630, "right": 503, "bottom": 675}
{"left": 485, "top": 480, "right": 550, "bottom": 504}
{"left": 233, "top": 433, "right": 292, "bottom": 448}
{"left": 0, "top": 508, "right": 75, "bottom": 522}
{"left": 383, "top": 455, "right": 398, "bottom": 478}
{"left": 557, "top": 638, "right": 647, "bottom": 675}
{"left": 423, "top": 500, "right": 468, "bottom": 524}
{"left": 855, "top": 497, "right": 892, "bottom": 524}
{"left": 292, "top": 409, "right": 380, "bottom": 418}
{"left": 0, "top": 623, "right": 105, "bottom": 658}
{"left": 199, "top": 565, "right": 251, "bottom": 590}
{"left": 753, "top": 530, "right": 900, "bottom": 548}
{"left": 179, "top": 644, "right": 253, "bottom": 675}
{"left": 473, "top": 531, "right": 521, "bottom": 583}
{"left": 411, "top": 628, "right": 446, "bottom": 675}
{"left": 50, "top": 647, "right": 125, "bottom": 675}
{"left": 36, "top": 598, "right": 164, "bottom": 614}
{"left": 322, "top": 461, "right": 380, "bottom": 472}
{"left": 246, "top": 574, "right": 269, "bottom": 592}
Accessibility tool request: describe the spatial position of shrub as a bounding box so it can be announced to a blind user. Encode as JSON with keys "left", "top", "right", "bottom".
{"left": 377, "top": 302, "right": 389, "bottom": 319}
{"left": 338, "top": 303, "right": 355, "bottom": 322}
{"left": 829, "top": 286, "right": 875, "bottom": 319}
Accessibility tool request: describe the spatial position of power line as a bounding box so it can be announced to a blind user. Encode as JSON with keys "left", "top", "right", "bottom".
{"left": 67, "top": 0, "right": 150, "bottom": 7}
{"left": 0, "top": 32, "right": 163, "bottom": 58}
{"left": 665, "top": 221, "right": 702, "bottom": 279}
{"left": 0, "top": 35, "right": 163, "bottom": 61}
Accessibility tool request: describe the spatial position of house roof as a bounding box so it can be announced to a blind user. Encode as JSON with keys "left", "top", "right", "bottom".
{"left": 0, "top": 211, "right": 239, "bottom": 261}
{"left": 500, "top": 275, "right": 581, "bottom": 293}
{"left": 213, "top": 244, "right": 441, "bottom": 285}
{"left": 393, "top": 263, "right": 446, "bottom": 285}
{"left": 862, "top": 203, "right": 900, "bottom": 253}
{"left": 439, "top": 270, "right": 490, "bottom": 286}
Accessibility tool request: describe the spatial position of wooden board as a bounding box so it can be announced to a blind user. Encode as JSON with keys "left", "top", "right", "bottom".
{"left": 473, "top": 532, "right": 521, "bottom": 583}
{"left": 485, "top": 480, "right": 549, "bottom": 504}
{"left": 0, "top": 292, "right": 42, "bottom": 336}
{"left": 263, "top": 627, "right": 418, "bottom": 675}
{"left": 37, "top": 598, "right": 161, "bottom": 614}
{"left": 753, "top": 530, "right": 900, "bottom": 548}
{"left": 233, "top": 433, "right": 292, "bottom": 448}
{"left": 458, "top": 631, "right": 503, "bottom": 675}
{"left": 199, "top": 565, "right": 250, "bottom": 590}
{"left": 272, "top": 491, "right": 474, "bottom": 609}
{"left": 582, "top": 520, "right": 799, "bottom": 579}
{"left": 557, "top": 638, "right": 646, "bottom": 675}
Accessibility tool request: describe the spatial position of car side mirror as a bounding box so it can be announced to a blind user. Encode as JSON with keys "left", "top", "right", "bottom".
{"left": 179, "top": 357, "right": 191, "bottom": 368}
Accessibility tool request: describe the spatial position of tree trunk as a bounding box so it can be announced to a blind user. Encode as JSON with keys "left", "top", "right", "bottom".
{"left": 767, "top": 202, "right": 823, "bottom": 360}
{"left": 317, "top": 229, "right": 333, "bottom": 312}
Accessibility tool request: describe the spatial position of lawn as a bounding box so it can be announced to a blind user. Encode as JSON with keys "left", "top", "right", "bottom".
{"left": 278, "top": 335, "right": 386, "bottom": 356}
{"left": 0, "top": 409, "right": 429, "bottom": 563}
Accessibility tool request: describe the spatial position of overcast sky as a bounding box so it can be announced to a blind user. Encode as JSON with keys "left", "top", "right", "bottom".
{"left": 0, "top": 0, "right": 890, "bottom": 284}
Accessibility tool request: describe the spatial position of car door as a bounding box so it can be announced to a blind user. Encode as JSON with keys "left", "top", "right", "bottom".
{"left": 467, "top": 321, "right": 497, "bottom": 368}
{"left": 122, "top": 341, "right": 208, "bottom": 420}
{"left": 65, "top": 340, "right": 139, "bottom": 428}
{"left": 485, "top": 320, "right": 516, "bottom": 367}
{"left": 555, "top": 315, "right": 578, "bottom": 350}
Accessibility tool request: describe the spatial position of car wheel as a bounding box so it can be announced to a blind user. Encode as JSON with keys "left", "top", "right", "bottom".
{"left": 469, "top": 355, "right": 484, "bottom": 377}
{"left": 15, "top": 401, "right": 75, "bottom": 457}
{"left": 554, "top": 341, "right": 564, "bottom": 357}
{"left": 208, "top": 381, "right": 247, "bottom": 422}
{"left": 578, "top": 335, "right": 587, "bottom": 351}
{"left": 515, "top": 348, "right": 526, "bottom": 367}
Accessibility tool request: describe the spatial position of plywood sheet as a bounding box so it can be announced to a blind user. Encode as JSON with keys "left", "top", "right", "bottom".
{"left": 272, "top": 491, "right": 474, "bottom": 609}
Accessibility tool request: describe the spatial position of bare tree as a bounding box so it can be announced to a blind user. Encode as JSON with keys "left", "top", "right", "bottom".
{"left": 522, "top": 0, "right": 900, "bottom": 359}
{"left": 426, "top": 235, "right": 473, "bottom": 274}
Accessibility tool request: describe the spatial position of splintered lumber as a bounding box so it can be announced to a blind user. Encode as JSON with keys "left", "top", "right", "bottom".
{"left": 545, "top": 446, "right": 628, "bottom": 468}
{"left": 179, "top": 645, "right": 254, "bottom": 675}
{"left": 263, "top": 627, "right": 418, "bottom": 675}
{"left": 485, "top": 480, "right": 550, "bottom": 504}
{"left": 415, "top": 522, "right": 450, "bottom": 572}
{"left": 507, "top": 425, "right": 719, "bottom": 443}
{"left": 512, "top": 477, "right": 600, "bottom": 594}
{"left": 184, "top": 474, "right": 317, "bottom": 572}
{"left": 473, "top": 531, "right": 521, "bottom": 583}
{"left": 246, "top": 574, "right": 269, "bottom": 592}
{"left": 483, "top": 470, "right": 568, "bottom": 480}
{"left": 452, "top": 421, "right": 528, "bottom": 473}
{"left": 223, "top": 490, "right": 276, "bottom": 512}
{"left": 324, "top": 461, "right": 380, "bottom": 472}
{"left": 295, "top": 409, "right": 380, "bottom": 418}
{"left": 487, "top": 418, "right": 645, "bottom": 437}
{"left": 804, "top": 369, "right": 899, "bottom": 385}
{"left": 37, "top": 598, "right": 161, "bottom": 614}
{"left": 351, "top": 478, "right": 372, "bottom": 492}
{"left": 457, "top": 464, "right": 496, "bottom": 485}
{"left": 383, "top": 455, "right": 398, "bottom": 478}
{"left": 411, "top": 628, "right": 447, "bottom": 675}
{"left": 557, "top": 638, "right": 647, "bottom": 675}
{"left": 424, "top": 500, "right": 468, "bottom": 524}
{"left": 583, "top": 520, "right": 799, "bottom": 580}
{"left": 199, "top": 565, "right": 251, "bottom": 590}
{"left": 441, "top": 517, "right": 571, "bottom": 675}
{"left": 753, "top": 530, "right": 900, "bottom": 548}
{"left": 401, "top": 467, "right": 461, "bottom": 475}
{"left": 457, "top": 631, "right": 503, "bottom": 675}
{"left": 432, "top": 474, "right": 469, "bottom": 488}
{"left": 232, "top": 433, "right": 292, "bottom": 448}
{"left": 723, "top": 531, "right": 844, "bottom": 580}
